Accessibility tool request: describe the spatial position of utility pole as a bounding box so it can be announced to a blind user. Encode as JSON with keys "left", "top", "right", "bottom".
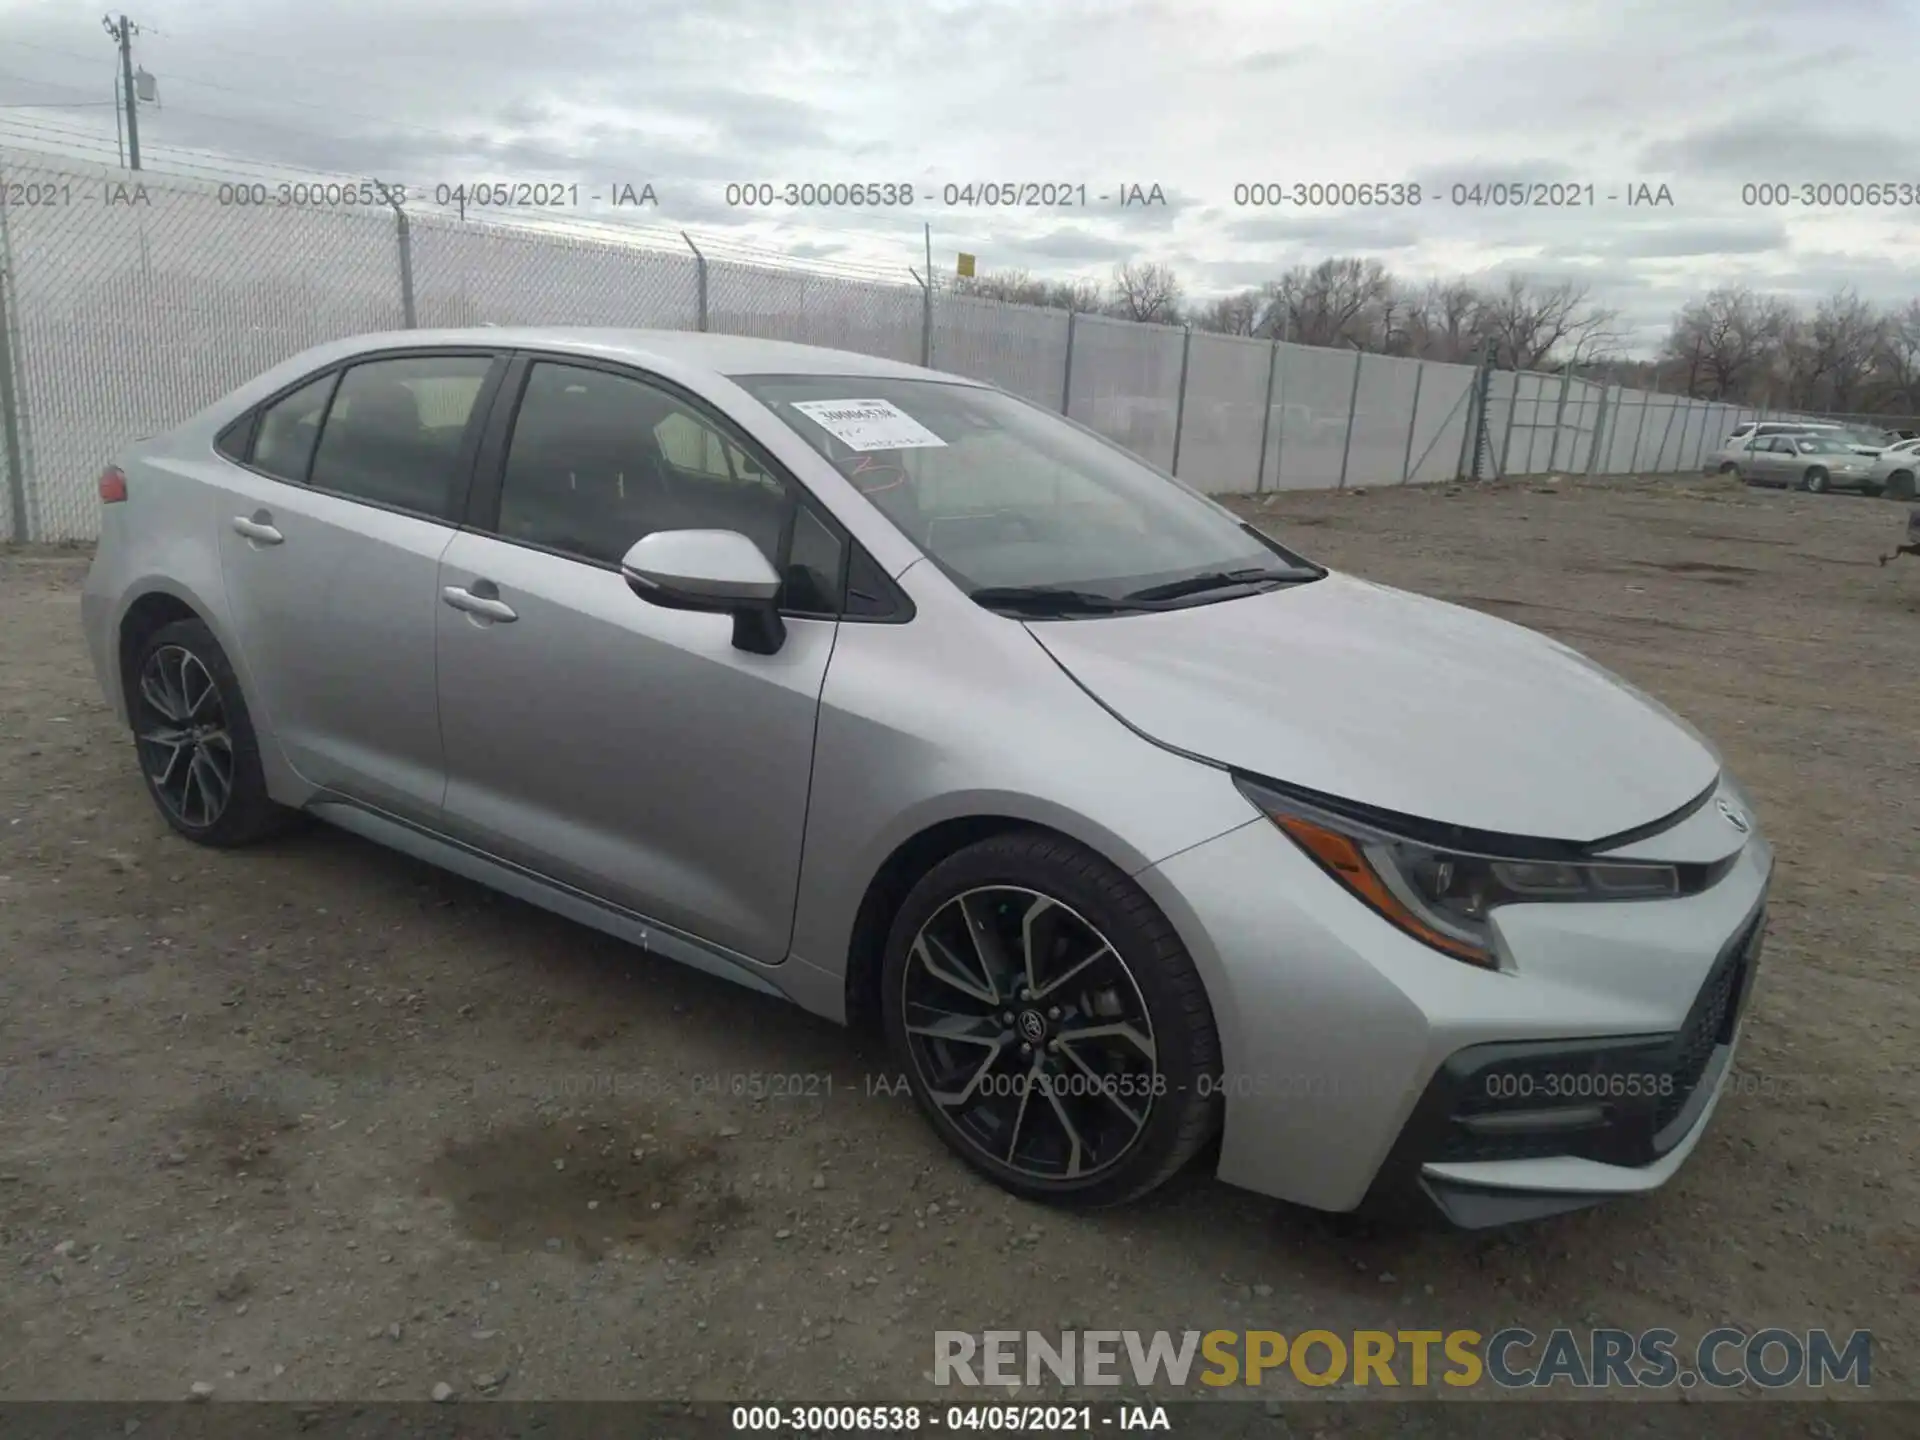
{"left": 102, "top": 14, "right": 141, "bottom": 171}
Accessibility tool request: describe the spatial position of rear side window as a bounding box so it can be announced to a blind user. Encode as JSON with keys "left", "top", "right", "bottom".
{"left": 251, "top": 373, "right": 337, "bottom": 483}
{"left": 215, "top": 413, "right": 254, "bottom": 463}
{"left": 308, "top": 355, "right": 493, "bottom": 518}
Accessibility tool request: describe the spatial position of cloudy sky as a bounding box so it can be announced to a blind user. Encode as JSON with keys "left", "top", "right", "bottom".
{"left": 3, "top": 0, "right": 1918, "bottom": 353}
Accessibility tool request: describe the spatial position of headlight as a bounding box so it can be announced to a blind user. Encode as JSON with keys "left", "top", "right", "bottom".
{"left": 1236, "top": 778, "right": 1681, "bottom": 969}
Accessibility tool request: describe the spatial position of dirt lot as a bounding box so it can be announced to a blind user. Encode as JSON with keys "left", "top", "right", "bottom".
{"left": 0, "top": 472, "right": 1915, "bottom": 1416}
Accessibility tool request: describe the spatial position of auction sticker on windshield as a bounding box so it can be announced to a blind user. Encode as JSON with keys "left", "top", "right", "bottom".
{"left": 790, "top": 398, "right": 948, "bottom": 451}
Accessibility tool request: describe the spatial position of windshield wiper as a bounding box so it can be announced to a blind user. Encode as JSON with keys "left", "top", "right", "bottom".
{"left": 1122, "top": 566, "right": 1314, "bottom": 603}
{"left": 967, "top": 585, "right": 1152, "bottom": 615}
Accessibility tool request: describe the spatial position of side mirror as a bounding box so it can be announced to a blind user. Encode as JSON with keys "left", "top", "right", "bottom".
{"left": 620, "top": 529, "right": 786, "bottom": 655}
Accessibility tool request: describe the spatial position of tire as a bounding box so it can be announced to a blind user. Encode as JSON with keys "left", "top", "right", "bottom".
{"left": 881, "top": 830, "right": 1223, "bottom": 1208}
{"left": 128, "top": 618, "right": 298, "bottom": 847}
{"left": 1889, "top": 471, "right": 1916, "bottom": 501}
{"left": 1803, "top": 468, "right": 1829, "bottom": 494}
{"left": 1717, "top": 461, "right": 1738, "bottom": 475}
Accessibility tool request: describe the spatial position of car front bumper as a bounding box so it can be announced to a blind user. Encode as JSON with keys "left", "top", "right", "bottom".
{"left": 1137, "top": 779, "right": 1773, "bottom": 1225}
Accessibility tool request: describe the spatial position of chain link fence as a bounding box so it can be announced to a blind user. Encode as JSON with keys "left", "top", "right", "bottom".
{"left": 1, "top": 146, "right": 1772, "bottom": 544}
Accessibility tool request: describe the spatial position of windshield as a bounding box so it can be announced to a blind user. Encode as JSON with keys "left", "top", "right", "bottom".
{"left": 737, "top": 375, "right": 1320, "bottom": 604}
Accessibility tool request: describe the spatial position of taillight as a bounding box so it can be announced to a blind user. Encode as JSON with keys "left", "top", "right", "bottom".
{"left": 98, "top": 466, "right": 128, "bottom": 503}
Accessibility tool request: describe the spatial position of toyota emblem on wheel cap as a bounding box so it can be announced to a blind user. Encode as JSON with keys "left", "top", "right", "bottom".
{"left": 1017, "top": 1010, "right": 1048, "bottom": 1043}
{"left": 1717, "top": 798, "right": 1750, "bottom": 833}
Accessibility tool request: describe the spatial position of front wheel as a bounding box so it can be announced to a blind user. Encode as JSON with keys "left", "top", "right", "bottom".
{"left": 1802, "top": 468, "right": 1830, "bottom": 494}
{"left": 130, "top": 619, "right": 298, "bottom": 847}
{"left": 881, "top": 831, "right": 1223, "bottom": 1207}
{"left": 1888, "top": 471, "right": 1916, "bottom": 501}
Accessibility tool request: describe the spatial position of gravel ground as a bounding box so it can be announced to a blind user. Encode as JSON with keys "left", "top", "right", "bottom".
{"left": 0, "top": 471, "right": 1914, "bottom": 1416}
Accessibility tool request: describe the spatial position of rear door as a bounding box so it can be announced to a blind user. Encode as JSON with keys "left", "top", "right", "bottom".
{"left": 211, "top": 349, "right": 505, "bottom": 820}
{"left": 1747, "top": 436, "right": 1789, "bottom": 484}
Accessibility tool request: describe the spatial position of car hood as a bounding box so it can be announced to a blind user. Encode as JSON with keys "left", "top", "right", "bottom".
{"left": 1025, "top": 574, "right": 1720, "bottom": 844}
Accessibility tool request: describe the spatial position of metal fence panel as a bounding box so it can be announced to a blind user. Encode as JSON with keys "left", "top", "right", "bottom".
{"left": 1175, "top": 330, "right": 1270, "bottom": 494}
{"left": 1344, "top": 352, "right": 1422, "bottom": 487}
{"left": 1267, "top": 342, "right": 1362, "bottom": 489}
{"left": 6, "top": 147, "right": 1831, "bottom": 543}
{"left": 1, "top": 150, "right": 406, "bottom": 541}
{"left": 1406, "top": 360, "right": 1475, "bottom": 485}
{"left": 708, "top": 259, "right": 921, "bottom": 364}
{"left": 1065, "top": 313, "right": 1185, "bottom": 472}
{"left": 409, "top": 213, "right": 697, "bottom": 329}
{"left": 929, "top": 292, "right": 1068, "bottom": 406}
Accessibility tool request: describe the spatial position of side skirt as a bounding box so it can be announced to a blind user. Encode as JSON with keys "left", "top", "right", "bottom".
{"left": 308, "top": 799, "right": 793, "bottom": 1003}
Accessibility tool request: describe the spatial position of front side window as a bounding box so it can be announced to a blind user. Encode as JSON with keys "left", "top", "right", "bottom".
{"left": 736, "top": 376, "right": 1319, "bottom": 610}
{"left": 308, "top": 355, "right": 493, "bottom": 517}
{"left": 496, "top": 362, "right": 843, "bottom": 611}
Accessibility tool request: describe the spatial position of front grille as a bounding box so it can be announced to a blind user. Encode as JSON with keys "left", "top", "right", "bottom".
{"left": 1651, "top": 914, "right": 1760, "bottom": 1133}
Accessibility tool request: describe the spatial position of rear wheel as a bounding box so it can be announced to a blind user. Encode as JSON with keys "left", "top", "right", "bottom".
{"left": 1802, "top": 468, "right": 1830, "bottom": 494}
{"left": 881, "top": 831, "right": 1222, "bottom": 1207}
{"left": 130, "top": 619, "right": 297, "bottom": 847}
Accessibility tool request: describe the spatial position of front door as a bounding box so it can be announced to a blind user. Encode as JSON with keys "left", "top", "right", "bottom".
{"left": 432, "top": 357, "right": 848, "bottom": 964}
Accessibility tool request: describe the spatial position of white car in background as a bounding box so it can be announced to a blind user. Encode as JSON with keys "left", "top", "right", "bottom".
{"left": 1867, "top": 437, "right": 1920, "bottom": 500}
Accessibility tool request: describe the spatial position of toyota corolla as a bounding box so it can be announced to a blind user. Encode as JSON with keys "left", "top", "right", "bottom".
{"left": 80, "top": 328, "right": 1772, "bottom": 1227}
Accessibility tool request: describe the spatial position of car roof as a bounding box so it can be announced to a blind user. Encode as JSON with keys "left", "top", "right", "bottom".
{"left": 299, "top": 327, "right": 978, "bottom": 384}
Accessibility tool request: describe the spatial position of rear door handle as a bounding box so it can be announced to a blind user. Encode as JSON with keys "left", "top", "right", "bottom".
{"left": 441, "top": 585, "right": 517, "bottom": 623}
{"left": 231, "top": 515, "right": 283, "bottom": 545}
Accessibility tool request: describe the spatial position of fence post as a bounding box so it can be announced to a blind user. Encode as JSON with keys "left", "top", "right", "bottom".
{"left": 1549, "top": 365, "right": 1573, "bottom": 471}
{"left": 1254, "top": 336, "right": 1279, "bottom": 493}
{"left": 1456, "top": 344, "right": 1485, "bottom": 480}
{"left": 1586, "top": 384, "right": 1611, "bottom": 475}
{"left": 1336, "top": 342, "right": 1364, "bottom": 490}
{"left": 1399, "top": 360, "right": 1423, "bottom": 484}
{"left": 1498, "top": 369, "right": 1521, "bottom": 477}
{"left": 920, "top": 223, "right": 933, "bottom": 368}
{"left": 681, "top": 233, "right": 708, "bottom": 332}
{"left": 1652, "top": 392, "right": 1681, "bottom": 471}
{"left": 0, "top": 184, "right": 27, "bottom": 543}
{"left": 1060, "top": 309, "right": 1077, "bottom": 416}
{"left": 373, "top": 180, "right": 415, "bottom": 328}
{"left": 1692, "top": 402, "right": 1714, "bottom": 469}
{"left": 1170, "top": 322, "right": 1193, "bottom": 477}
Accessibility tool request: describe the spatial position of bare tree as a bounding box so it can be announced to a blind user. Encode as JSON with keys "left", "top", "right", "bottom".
{"left": 1403, "top": 279, "right": 1486, "bottom": 363}
{"left": 953, "top": 269, "right": 1048, "bottom": 306}
{"left": 1476, "top": 275, "right": 1624, "bottom": 370}
{"left": 1800, "top": 288, "right": 1884, "bottom": 411}
{"left": 1267, "top": 258, "right": 1391, "bottom": 347}
{"left": 1106, "top": 262, "right": 1184, "bottom": 324}
{"left": 954, "top": 269, "right": 1104, "bottom": 313}
{"left": 1192, "top": 287, "right": 1266, "bottom": 336}
{"left": 1663, "top": 287, "right": 1792, "bottom": 399}
{"left": 1872, "top": 298, "right": 1920, "bottom": 413}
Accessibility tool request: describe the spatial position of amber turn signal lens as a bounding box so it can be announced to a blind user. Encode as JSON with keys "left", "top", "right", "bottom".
{"left": 1269, "top": 813, "right": 1495, "bottom": 967}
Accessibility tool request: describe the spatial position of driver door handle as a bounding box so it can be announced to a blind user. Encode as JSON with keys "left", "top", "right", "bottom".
{"left": 441, "top": 585, "right": 518, "bottom": 623}
{"left": 231, "top": 515, "right": 283, "bottom": 545}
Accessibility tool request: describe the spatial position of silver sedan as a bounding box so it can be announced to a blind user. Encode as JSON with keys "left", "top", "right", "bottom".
{"left": 79, "top": 329, "right": 1772, "bottom": 1227}
{"left": 1733, "top": 433, "right": 1880, "bottom": 494}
